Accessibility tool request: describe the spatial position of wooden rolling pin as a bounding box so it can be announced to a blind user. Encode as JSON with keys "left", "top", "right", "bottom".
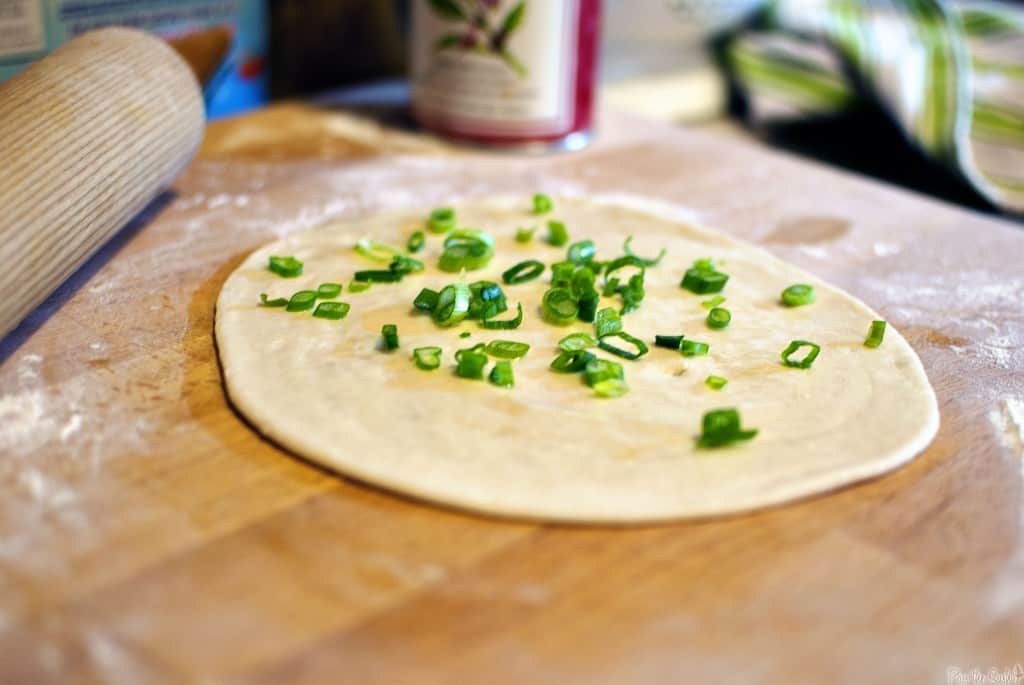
{"left": 0, "top": 27, "right": 206, "bottom": 340}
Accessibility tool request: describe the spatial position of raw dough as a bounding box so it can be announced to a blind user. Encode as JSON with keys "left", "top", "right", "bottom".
{"left": 215, "top": 196, "right": 939, "bottom": 522}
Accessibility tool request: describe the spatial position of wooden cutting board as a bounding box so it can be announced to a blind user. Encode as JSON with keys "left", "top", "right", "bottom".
{"left": 2, "top": 104, "right": 1022, "bottom": 684}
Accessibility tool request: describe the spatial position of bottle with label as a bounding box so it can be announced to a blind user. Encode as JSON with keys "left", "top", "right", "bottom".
{"left": 410, "top": 0, "right": 601, "bottom": 150}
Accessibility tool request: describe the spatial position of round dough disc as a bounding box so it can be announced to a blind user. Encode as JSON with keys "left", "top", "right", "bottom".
{"left": 215, "top": 196, "right": 939, "bottom": 523}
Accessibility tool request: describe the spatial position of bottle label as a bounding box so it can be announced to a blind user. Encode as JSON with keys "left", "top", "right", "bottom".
{"left": 411, "top": 0, "right": 580, "bottom": 138}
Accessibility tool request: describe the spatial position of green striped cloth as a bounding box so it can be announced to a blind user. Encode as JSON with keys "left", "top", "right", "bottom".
{"left": 720, "top": 0, "right": 1024, "bottom": 214}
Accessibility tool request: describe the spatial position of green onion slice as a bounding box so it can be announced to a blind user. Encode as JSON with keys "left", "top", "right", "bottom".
{"left": 348, "top": 281, "right": 370, "bottom": 293}
{"left": 312, "top": 301, "right": 350, "bottom": 319}
{"left": 559, "top": 332, "right": 597, "bottom": 351}
{"left": 454, "top": 343, "right": 486, "bottom": 361}
{"left": 460, "top": 331, "right": 471, "bottom": 338}
{"left": 680, "top": 340, "right": 710, "bottom": 356}
{"left": 546, "top": 220, "right": 569, "bottom": 247}
{"left": 781, "top": 284, "right": 815, "bottom": 307}
{"left": 701, "top": 295, "right": 726, "bottom": 309}
{"left": 577, "top": 291, "right": 599, "bottom": 323}
{"left": 532, "top": 193, "right": 553, "bottom": 214}
{"left": 705, "top": 375, "right": 728, "bottom": 390}
{"left": 567, "top": 239, "right": 596, "bottom": 264}
{"left": 592, "top": 378, "right": 629, "bottom": 398}
{"left": 602, "top": 277, "right": 620, "bottom": 297}
{"left": 317, "top": 282, "right": 342, "bottom": 299}
{"left": 354, "top": 269, "right": 402, "bottom": 283}
{"left": 484, "top": 340, "right": 530, "bottom": 359}
{"left": 286, "top": 290, "right": 317, "bottom": 312}
{"left": 597, "top": 331, "right": 649, "bottom": 360}
{"left": 542, "top": 288, "right": 578, "bottom": 325}
{"left": 489, "top": 360, "right": 514, "bottom": 388}
{"left": 781, "top": 340, "right": 821, "bottom": 369}
{"left": 550, "top": 349, "right": 595, "bottom": 373}
{"left": 433, "top": 283, "right": 471, "bottom": 327}
{"left": 681, "top": 266, "right": 729, "bottom": 294}
{"left": 389, "top": 254, "right": 424, "bottom": 276}
{"left": 407, "top": 230, "right": 426, "bottom": 253}
{"left": 428, "top": 207, "right": 456, "bottom": 234}
{"left": 585, "top": 358, "right": 623, "bottom": 386}
{"left": 259, "top": 293, "right": 288, "bottom": 307}
{"left": 412, "top": 346, "right": 442, "bottom": 371}
{"left": 620, "top": 271, "right": 646, "bottom": 314}
{"left": 413, "top": 288, "right": 439, "bottom": 312}
{"left": 467, "top": 280, "right": 508, "bottom": 320}
{"left": 864, "top": 320, "right": 886, "bottom": 348}
{"left": 550, "top": 261, "right": 575, "bottom": 288}
{"left": 354, "top": 239, "right": 402, "bottom": 263}
{"left": 603, "top": 255, "right": 646, "bottom": 286}
{"left": 623, "top": 236, "right": 666, "bottom": 266}
{"left": 455, "top": 350, "right": 488, "bottom": 379}
{"left": 707, "top": 307, "right": 731, "bottom": 329}
{"left": 502, "top": 259, "right": 545, "bottom": 285}
{"left": 594, "top": 307, "right": 623, "bottom": 338}
{"left": 654, "top": 334, "right": 684, "bottom": 350}
{"left": 268, "top": 255, "right": 303, "bottom": 278}
{"left": 515, "top": 226, "right": 536, "bottom": 243}
{"left": 696, "top": 408, "right": 758, "bottom": 448}
{"left": 482, "top": 302, "right": 524, "bottom": 330}
{"left": 439, "top": 229, "right": 494, "bottom": 272}
{"left": 381, "top": 324, "right": 399, "bottom": 350}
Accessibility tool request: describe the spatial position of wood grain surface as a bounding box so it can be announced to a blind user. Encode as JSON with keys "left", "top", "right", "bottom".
{"left": 1, "top": 105, "right": 1022, "bottom": 685}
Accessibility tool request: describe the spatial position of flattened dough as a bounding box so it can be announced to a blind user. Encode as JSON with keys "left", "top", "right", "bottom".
{"left": 215, "top": 196, "right": 939, "bottom": 522}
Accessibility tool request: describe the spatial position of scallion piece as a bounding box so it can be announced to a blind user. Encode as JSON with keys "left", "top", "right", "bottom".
{"left": 594, "top": 307, "right": 623, "bottom": 338}
{"left": 570, "top": 266, "right": 596, "bottom": 297}
{"left": 456, "top": 350, "right": 488, "bottom": 379}
{"left": 439, "top": 229, "right": 494, "bottom": 272}
{"left": 515, "top": 226, "right": 536, "bottom": 243}
{"left": 407, "top": 230, "right": 426, "bottom": 253}
{"left": 484, "top": 340, "right": 530, "bottom": 359}
{"left": 705, "top": 375, "right": 728, "bottom": 390}
{"left": 864, "top": 320, "right": 886, "bottom": 348}
{"left": 550, "top": 349, "right": 595, "bottom": 373}
{"left": 577, "top": 291, "right": 599, "bottom": 323}
{"left": 542, "top": 288, "right": 578, "bottom": 326}
{"left": 781, "top": 284, "right": 815, "bottom": 307}
{"left": 313, "top": 301, "right": 350, "bottom": 319}
{"left": 654, "top": 334, "right": 684, "bottom": 350}
{"left": 680, "top": 340, "right": 710, "bottom": 356}
{"left": 348, "top": 281, "right": 370, "bottom": 293}
{"left": 428, "top": 207, "right": 455, "bottom": 234}
{"left": 467, "top": 280, "right": 508, "bottom": 320}
{"left": 623, "top": 236, "right": 666, "bottom": 266}
{"left": 354, "top": 239, "right": 402, "bottom": 263}
{"left": 532, "top": 193, "right": 553, "bottom": 214}
{"left": 781, "top": 340, "right": 820, "bottom": 369}
{"left": 707, "top": 307, "right": 731, "bottom": 329}
{"left": 584, "top": 358, "right": 623, "bottom": 386}
{"left": 701, "top": 295, "right": 726, "bottom": 309}
{"left": 317, "top": 282, "right": 342, "bottom": 299}
{"left": 433, "top": 283, "right": 471, "bottom": 327}
{"left": 259, "top": 293, "right": 288, "bottom": 307}
{"left": 550, "top": 261, "right": 575, "bottom": 288}
{"left": 381, "top": 324, "right": 399, "bottom": 350}
{"left": 413, "top": 288, "right": 439, "bottom": 312}
{"left": 268, "top": 255, "right": 303, "bottom": 278}
{"left": 286, "top": 290, "right": 317, "bottom": 312}
{"left": 546, "top": 220, "right": 569, "bottom": 247}
{"left": 597, "top": 331, "right": 649, "bottom": 360}
{"left": 567, "top": 239, "right": 596, "bottom": 264}
{"left": 681, "top": 266, "right": 729, "bottom": 294}
{"left": 602, "top": 277, "right": 620, "bottom": 297}
{"left": 620, "top": 271, "right": 646, "bottom": 314}
{"left": 412, "top": 346, "right": 442, "bottom": 371}
{"left": 489, "top": 360, "right": 514, "bottom": 388}
{"left": 696, "top": 408, "right": 758, "bottom": 448}
{"left": 603, "top": 255, "right": 646, "bottom": 286}
{"left": 389, "top": 254, "right": 424, "bottom": 276}
{"left": 354, "top": 269, "right": 402, "bottom": 283}
{"left": 559, "top": 332, "right": 597, "bottom": 351}
{"left": 455, "top": 343, "right": 486, "bottom": 361}
{"left": 481, "top": 302, "right": 524, "bottom": 330}
{"left": 592, "top": 378, "right": 629, "bottom": 398}
{"left": 502, "top": 259, "right": 544, "bottom": 285}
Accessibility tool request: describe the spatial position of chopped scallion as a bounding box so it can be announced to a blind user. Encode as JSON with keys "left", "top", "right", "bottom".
{"left": 439, "top": 229, "right": 494, "bottom": 272}
{"left": 407, "top": 230, "right": 426, "bottom": 253}
{"left": 456, "top": 350, "right": 488, "bottom": 379}
{"left": 515, "top": 226, "right": 536, "bottom": 243}
{"left": 484, "top": 340, "right": 530, "bottom": 359}
{"left": 354, "top": 269, "right": 402, "bottom": 283}
{"left": 680, "top": 339, "right": 710, "bottom": 356}
{"left": 696, "top": 408, "right": 758, "bottom": 448}
{"left": 681, "top": 266, "right": 729, "bottom": 294}
{"left": 550, "top": 349, "right": 595, "bottom": 373}
{"left": 546, "top": 220, "right": 569, "bottom": 247}
{"left": 482, "top": 302, "right": 524, "bottom": 329}
{"left": 502, "top": 259, "right": 545, "bottom": 285}
{"left": 592, "top": 378, "right": 629, "bottom": 398}
{"left": 268, "top": 255, "right": 303, "bottom": 278}
{"left": 567, "top": 239, "right": 596, "bottom": 264}
{"left": 705, "top": 375, "right": 728, "bottom": 390}
{"left": 348, "top": 281, "right": 370, "bottom": 293}
{"left": 781, "top": 284, "right": 815, "bottom": 307}
{"left": 489, "top": 360, "right": 514, "bottom": 388}
{"left": 532, "top": 193, "right": 553, "bottom": 214}
{"left": 433, "top": 283, "right": 471, "bottom": 327}
{"left": 412, "top": 346, "right": 442, "bottom": 371}
{"left": 597, "top": 331, "right": 649, "bottom": 360}
{"left": 312, "top": 301, "right": 350, "bottom": 319}
{"left": 413, "top": 288, "right": 440, "bottom": 312}
{"left": 542, "top": 288, "right": 578, "bottom": 325}
{"left": 781, "top": 340, "right": 820, "bottom": 369}
{"left": 259, "top": 293, "right": 288, "bottom": 307}
{"left": 654, "top": 334, "right": 684, "bottom": 350}
{"left": 594, "top": 307, "right": 623, "bottom": 338}
{"left": 317, "top": 282, "right": 342, "bottom": 299}
{"left": 701, "top": 295, "right": 726, "bottom": 309}
{"left": 623, "top": 236, "right": 666, "bottom": 266}
{"left": 559, "top": 332, "right": 597, "bottom": 351}
{"left": 354, "top": 239, "right": 402, "bottom": 263}
{"left": 584, "top": 358, "right": 623, "bottom": 386}
{"left": 864, "top": 320, "right": 886, "bottom": 348}
{"left": 381, "top": 324, "right": 399, "bottom": 350}
{"left": 286, "top": 290, "right": 318, "bottom": 312}
{"left": 707, "top": 307, "right": 731, "bottom": 329}
{"left": 428, "top": 207, "right": 456, "bottom": 234}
